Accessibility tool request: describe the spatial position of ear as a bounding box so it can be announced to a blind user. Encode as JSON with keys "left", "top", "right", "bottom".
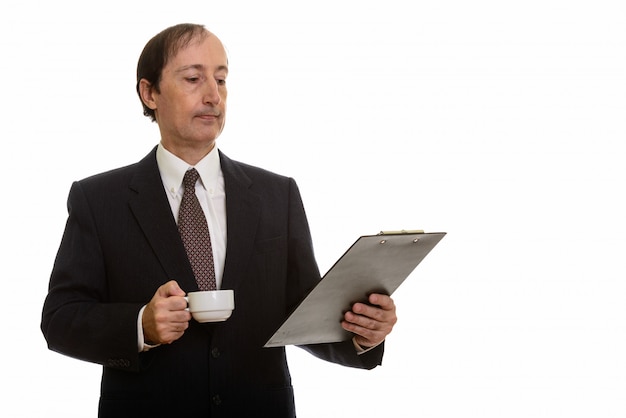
{"left": 139, "top": 79, "right": 158, "bottom": 110}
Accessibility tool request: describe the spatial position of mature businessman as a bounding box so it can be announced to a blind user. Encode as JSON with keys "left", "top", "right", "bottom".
{"left": 41, "top": 23, "right": 397, "bottom": 417}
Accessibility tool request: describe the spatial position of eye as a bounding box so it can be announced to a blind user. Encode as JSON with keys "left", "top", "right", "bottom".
{"left": 216, "top": 78, "right": 226, "bottom": 86}
{"left": 185, "top": 76, "right": 200, "bottom": 83}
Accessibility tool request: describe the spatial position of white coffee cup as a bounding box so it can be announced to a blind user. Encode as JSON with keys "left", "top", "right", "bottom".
{"left": 185, "top": 289, "right": 235, "bottom": 323}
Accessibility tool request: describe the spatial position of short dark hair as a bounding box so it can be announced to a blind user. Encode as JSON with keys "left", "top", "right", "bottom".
{"left": 136, "top": 23, "right": 209, "bottom": 122}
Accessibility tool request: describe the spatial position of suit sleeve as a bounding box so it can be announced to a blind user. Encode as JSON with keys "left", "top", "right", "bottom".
{"left": 41, "top": 181, "right": 142, "bottom": 371}
{"left": 285, "top": 178, "right": 384, "bottom": 369}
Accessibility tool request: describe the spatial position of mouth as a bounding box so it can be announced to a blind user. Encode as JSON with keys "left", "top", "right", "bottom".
{"left": 198, "top": 112, "right": 219, "bottom": 118}
{"left": 195, "top": 108, "right": 221, "bottom": 119}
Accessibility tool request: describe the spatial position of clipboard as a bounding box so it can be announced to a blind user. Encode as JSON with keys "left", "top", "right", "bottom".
{"left": 264, "top": 230, "right": 446, "bottom": 347}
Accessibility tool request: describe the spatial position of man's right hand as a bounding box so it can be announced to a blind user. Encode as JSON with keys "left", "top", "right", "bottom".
{"left": 142, "top": 280, "right": 191, "bottom": 345}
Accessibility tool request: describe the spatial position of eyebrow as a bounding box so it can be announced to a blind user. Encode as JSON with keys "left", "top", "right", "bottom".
{"left": 176, "top": 64, "right": 229, "bottom": 74}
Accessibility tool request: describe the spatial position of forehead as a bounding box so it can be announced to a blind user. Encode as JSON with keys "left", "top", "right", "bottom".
{"left": 167, "top": 33, "right": 228, "bottom": 71}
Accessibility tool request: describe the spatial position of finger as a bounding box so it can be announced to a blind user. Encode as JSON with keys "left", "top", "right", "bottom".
{"left": 168, "top": 295, "right": 189, "bottom": 311}
{"left": 368, "top": 293, "right": 396, "bottom": 311}
{"left": 341, "top": 318, "right": 385, "bottom": 345}
{"left": 352, "top": 302, "right": 387, "bottom": 323}
{"left": 151, "top": 293, "right": 184, "bottom": 312}
{"left": 344, "top": 310, "right": 380, "bottom": 331}
{"left": 159, "top": 330, "right": 186, "bottom": 345}
{"left": 345, "top": 306, "right": 396, "bottom": 334}
{"left": 167, "top": 308, "right": 192, "bottom": 322}
{"left": 151, "top": 313, "right": 191, "bottom": 344}
{"left": 158, "top": 319, "right": 189, "bottom": 334}
{"left": 170, "top": 319, "right": 190, "bottom": 332}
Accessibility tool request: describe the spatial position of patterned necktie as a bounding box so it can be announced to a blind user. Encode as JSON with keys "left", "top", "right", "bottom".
{"left": 178, "top": 168, "right": 216, "bottom": 290}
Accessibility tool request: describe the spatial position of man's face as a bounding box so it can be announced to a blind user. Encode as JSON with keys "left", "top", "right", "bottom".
{"left": 148, "top": 33, "right": 228, "bottom": 155}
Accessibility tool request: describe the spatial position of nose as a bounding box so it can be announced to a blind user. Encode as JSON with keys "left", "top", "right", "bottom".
{"left": 203, "top": 79, "right": 222, "bottom": 106}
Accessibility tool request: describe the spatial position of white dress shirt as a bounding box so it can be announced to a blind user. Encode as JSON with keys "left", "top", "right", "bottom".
{"left": 137, "top": 144, "right": 376, "bottom": 353}
{"left": 156, "top": 143, "right": 227, "bottom": 286}
{"left": 137, "top": 143, "right": 226, "bottom": 351}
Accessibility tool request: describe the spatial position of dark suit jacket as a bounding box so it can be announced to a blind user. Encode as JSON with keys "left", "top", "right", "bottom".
{"left": 41, "top": 147, "right": 384, "bottom": 417}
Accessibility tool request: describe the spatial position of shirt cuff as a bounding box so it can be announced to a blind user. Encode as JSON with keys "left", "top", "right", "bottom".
{"left": 137, "top": 305, "right": 160, "bottom": 352}
{"left": 352, "top": 336, "right": 382, "bottom": 355}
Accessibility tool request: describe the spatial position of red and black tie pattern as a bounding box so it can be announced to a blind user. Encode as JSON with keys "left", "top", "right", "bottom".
{"left": 178, "top": 168, "right": 216, "bottom": 290}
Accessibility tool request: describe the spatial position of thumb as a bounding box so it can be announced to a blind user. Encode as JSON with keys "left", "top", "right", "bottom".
{"left": 157, "top": 280, "right": 186, "bottom": 298}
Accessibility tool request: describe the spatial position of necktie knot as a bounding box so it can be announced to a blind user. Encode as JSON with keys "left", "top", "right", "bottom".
{"left": 183, "top": 168, "right": 200, "bottom": 192}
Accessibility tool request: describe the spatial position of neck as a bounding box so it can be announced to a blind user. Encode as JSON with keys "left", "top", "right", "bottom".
{"left": 161, "top": 141, "right": 216, "bottom": 166}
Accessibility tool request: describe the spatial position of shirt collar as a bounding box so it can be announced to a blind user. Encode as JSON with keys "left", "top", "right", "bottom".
{"left": 156, "top": 143, "right": 221, "bottom": 196}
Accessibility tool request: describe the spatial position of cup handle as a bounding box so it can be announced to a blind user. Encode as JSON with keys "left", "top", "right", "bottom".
{"left": 184, "top": 296, "right": 189, "bottom": 311}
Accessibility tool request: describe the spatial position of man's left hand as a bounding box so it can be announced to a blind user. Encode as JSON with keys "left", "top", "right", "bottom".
{"left": 341, "top": 293, "right": 397, "bottom": 349}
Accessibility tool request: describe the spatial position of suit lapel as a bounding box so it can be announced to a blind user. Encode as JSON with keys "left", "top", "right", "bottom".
{"left": 125, "top": 148, "right": 260, "bottom": 293}
{"left": 219, "top": 152, "right": 261, "bottom": 292}
{"left": 128, "top": 148, "right": 198, "bottom": 292}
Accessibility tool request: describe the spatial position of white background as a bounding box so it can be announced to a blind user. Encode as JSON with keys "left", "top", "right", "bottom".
{"left": 2, "top": 1, "right": 625, "bottom": 417}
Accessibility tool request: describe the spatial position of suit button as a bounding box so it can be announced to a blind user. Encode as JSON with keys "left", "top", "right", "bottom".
{"left": 212, "top": 395, "right": 222, "bottom": 405}
{"left": 211, "top": 347, "right": 220, "bottom": 358}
